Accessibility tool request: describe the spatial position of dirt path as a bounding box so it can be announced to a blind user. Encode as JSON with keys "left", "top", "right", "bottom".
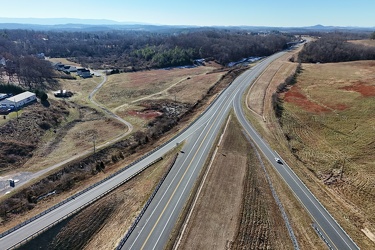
{"left": 112, "top": 77, "right": 187, "bottom": 113}
{"left": 0, "top": 71, "right": 134, "bottom": 196}
{"left": 88, "top": 71, "right": 133, "bottom": 135}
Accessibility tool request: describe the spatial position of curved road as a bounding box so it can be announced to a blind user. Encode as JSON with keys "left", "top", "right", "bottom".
{"left": 0, "top": 53, "right": 359, "bottom": 250}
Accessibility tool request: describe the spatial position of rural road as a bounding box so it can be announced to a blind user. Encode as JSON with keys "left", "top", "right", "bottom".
{"left": 0, "top": 53, "right": 359, "bottom": 250}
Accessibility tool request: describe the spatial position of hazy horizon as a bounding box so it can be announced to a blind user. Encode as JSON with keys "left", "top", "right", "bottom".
{"left": 0, "top": 0, "right": 374, "bottom": 27}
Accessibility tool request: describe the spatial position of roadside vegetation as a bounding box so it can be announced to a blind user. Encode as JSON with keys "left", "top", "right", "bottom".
{"left": 18, "top": 147, "right": 180, "bottom": 250}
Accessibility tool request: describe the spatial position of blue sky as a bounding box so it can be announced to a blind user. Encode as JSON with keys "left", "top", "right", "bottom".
{"left": 1, "top": 0, "right": 374, "bottom": 27}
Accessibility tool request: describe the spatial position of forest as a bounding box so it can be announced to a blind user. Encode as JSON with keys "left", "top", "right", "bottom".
{"left": 1, "top": 28, "right": 375, "bottom": 90}
{"left": 0, "top": 28, "right": 294, "bottom": 71}
{"left": 298, "top": 32, "right": 375, "bottom": 63}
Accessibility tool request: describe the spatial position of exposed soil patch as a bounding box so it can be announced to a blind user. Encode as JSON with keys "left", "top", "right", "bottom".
{"left": 340, "top": 82, "right": 375, "bottom": 97}
{"left": 283, "top": 85, "right": 330, "bottom": 113}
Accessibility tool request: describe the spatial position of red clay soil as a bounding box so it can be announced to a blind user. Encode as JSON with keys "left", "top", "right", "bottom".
{"left": 127, "top": 110, "right": 162, "bottom": 120}
{"left": 283, "top": 86, "right": 330, "bottom": 113}
{"left": 340, "top": 82, "right": 375, "bottom": 97}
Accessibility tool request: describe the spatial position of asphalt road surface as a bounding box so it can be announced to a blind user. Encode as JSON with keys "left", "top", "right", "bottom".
{"left": 0, "top": 52, "right": 359, "bottom": 250}
{"left": 232, "top": 64, "right": 359, "bottom": 249}
{"left": 120, "top": 54, "right": 290, "bottom": 250}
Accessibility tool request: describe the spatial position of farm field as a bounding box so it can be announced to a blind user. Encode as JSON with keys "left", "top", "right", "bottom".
{"left": 349, "top": 39, "right": 375, "bottom": 47}
{"left": 247, "top": 55, "right": 375, "bottom": 249}
{"left": 279, "top": 61, "right": 375, "bottom": 247}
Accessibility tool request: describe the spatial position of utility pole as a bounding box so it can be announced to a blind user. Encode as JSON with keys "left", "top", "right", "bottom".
{"left": 174, "top": 94, "right": 177, "bottom": 119}
{"left": 93, "top": 134, "right": 96, "bottom": 154}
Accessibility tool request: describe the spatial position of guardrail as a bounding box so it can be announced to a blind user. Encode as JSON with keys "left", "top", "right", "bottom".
{"left": 0, "top": 64, "right": 237, "bottom": 246}
{"left": 116, "top": 153, "right": 179, "bottom": 249}
{"left": 243, "top": 132, "right": 300, "bottom": 250}
{"left": 0, "top": 157, "right": 162, "bottom": 245}
{"left": 312, "top": 223, "right": 334, "bottom": 250}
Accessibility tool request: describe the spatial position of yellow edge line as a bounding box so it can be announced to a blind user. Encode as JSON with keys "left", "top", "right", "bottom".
{"left": 140, "top": 102, "right": 227, "bottom": 250}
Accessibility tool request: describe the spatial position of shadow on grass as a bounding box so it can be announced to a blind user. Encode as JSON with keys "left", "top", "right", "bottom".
{"left": 41, "top": 100, "right": 50, "bottom": 108}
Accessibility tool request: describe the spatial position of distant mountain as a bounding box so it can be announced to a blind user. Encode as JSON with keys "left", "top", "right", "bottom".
{"left": 0, "top": 17, "right": 132, "bottom": 25}
{"left": 0, "top": 18, "right": 373, "bottom": 32}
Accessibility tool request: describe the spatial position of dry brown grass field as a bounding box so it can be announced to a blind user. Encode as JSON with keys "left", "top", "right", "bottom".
{"left": 48, "top": 57, "right": 82, "bottom": 67}
{"left": 349, "top": 39, "right": 375, "bottom": 47}
{"left": 247, "top": 54, "right": 375, "bottom": 249}
{"left": 279, "top": 61, "right": 375, "bottom": 247}
{"left": 21, "top": 75, "right": 128, "bottom": 172}
{"left": 96, "top": 62, "right": 223, "bottom": 108}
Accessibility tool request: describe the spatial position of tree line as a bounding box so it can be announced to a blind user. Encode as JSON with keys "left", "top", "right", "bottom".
{"left": 298, "top": 33, "right": 375, "bottom": 63}
{"left": 0, "top": 28, "right": 294, "bottom": 71}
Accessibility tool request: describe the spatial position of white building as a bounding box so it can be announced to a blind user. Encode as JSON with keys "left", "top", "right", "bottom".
{"left": 0, "top": 91, "right": 36, "bottom": 109}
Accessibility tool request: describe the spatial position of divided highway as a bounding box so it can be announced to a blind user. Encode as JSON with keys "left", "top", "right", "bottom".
{"left": 0, "top": 52, "right": 359, "bottom": 250}
{"left": 119, "top": 53, "right": 287, "bottom": 250}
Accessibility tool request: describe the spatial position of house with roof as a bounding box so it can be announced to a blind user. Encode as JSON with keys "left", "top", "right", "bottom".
{"left": 77, "top": 68, "right": 92, "bottom": 78}
{"left": 0, "top": 91, "right": 36, "bottom": 110}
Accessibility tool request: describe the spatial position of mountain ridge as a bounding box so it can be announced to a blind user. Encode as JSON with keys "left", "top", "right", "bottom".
{"left": 0, "top": 17, "right": 374, "bottom": 32}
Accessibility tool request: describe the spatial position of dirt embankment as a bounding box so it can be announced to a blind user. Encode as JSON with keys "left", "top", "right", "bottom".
{"left": 0, "top": 101, "right": 69, "bottom": 172}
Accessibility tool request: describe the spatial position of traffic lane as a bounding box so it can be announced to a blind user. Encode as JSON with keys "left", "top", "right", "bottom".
{"left": 125, "top": 104, "right": 222, "bottom": 249}
{"left": 278, "top": 162, "right": 357, "bottom": 250}
{"left": 140, "top": 98, "right": 232, "bottom": 250}
{"left": 235, "top": 103, "right": 357, "bottom": 250}
{"left": 124, "top": 122, "right": 213, "bottom": 250}
{"left": 233, "top": 84, "right": 358, "bottom": 249}
{"left": 123, "top": 76, "right": 240, "bottom": 249}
